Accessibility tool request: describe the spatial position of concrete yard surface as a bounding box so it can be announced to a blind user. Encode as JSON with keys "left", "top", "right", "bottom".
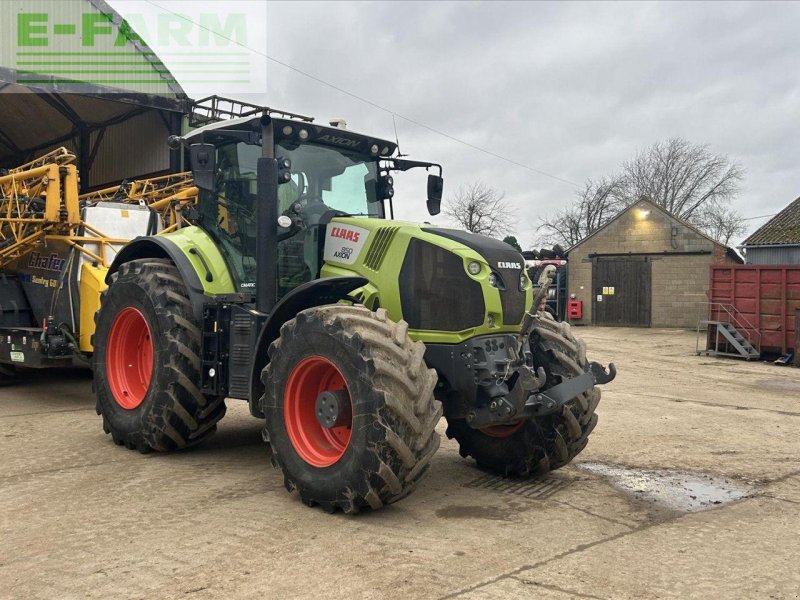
{"left": 1, "top": 327, "right": 799, "bottom": 599}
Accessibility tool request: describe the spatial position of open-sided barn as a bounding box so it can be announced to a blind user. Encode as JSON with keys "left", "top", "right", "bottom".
{"left": 0, "top": 0, "right": 187, "bottom": 190}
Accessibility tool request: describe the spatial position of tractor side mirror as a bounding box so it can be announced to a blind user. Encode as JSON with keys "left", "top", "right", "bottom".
{"left": 427, "top": 174, "right": 443, "bottom": 216}
{"left": 190, "top": 143, "right": 216, "bottom": 191}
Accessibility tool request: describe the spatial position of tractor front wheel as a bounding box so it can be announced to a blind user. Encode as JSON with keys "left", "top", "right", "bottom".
{"left": 92, "top": 259, "right": 226, "bottom": 452}
{"left": 262, "top": 306, "right": 441, "bottom": 513}
{"left": 446, "top": 312, "right": 600, "bottom": 476}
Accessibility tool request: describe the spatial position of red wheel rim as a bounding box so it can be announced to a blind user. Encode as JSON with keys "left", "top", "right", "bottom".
{"left": 480, "top": 421, "right": 524, "bottom": 438}
{"left": 106, "top": 307, "right": 154, "bottom": 410}
{"left": 284, "top": 356, "right": 352, "bottom": 467}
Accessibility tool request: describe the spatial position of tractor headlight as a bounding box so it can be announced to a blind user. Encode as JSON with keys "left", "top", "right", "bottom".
{"left": 519, "top": 273, "right": 527, "bottom": 290}
{"left": 488, "top": 272, "right": 498, "bottom": 287}
{"left": 467, "top": 261, "right": 481, "bottom": 275}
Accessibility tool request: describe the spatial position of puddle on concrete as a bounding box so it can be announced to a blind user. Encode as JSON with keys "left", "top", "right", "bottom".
{"left": 577, "top": 462, "right": 752, "bottom": 513}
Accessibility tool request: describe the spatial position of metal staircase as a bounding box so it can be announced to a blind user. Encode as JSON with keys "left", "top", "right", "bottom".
{"left": 697, "top": 303, "right": 761, "bottom": 360}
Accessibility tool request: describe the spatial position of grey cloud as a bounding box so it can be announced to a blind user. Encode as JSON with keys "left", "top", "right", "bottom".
{"left": 113, "top": 1, "right": 800, "bottom": 246}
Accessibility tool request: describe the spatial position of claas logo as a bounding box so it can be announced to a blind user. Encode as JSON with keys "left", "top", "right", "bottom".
{"left": 330, "top": 227, "right": 361, "bottom": 243}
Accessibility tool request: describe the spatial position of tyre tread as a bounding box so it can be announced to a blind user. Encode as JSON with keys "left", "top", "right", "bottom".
{"left": 93, "top": 259, "right": 226, "bottom": 452}
{"left": 262, "top": 305, "right": 441, "bottom": 513}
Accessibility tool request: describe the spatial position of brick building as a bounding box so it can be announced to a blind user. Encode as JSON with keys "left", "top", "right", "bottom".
{"left": 567, "top": 199, "right": 742, "bottom": 328}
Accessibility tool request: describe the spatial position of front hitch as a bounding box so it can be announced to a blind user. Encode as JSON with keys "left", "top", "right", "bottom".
{"left": 589, "top": 361, "right": 616, "bottom": 385}
{"left": 522, "top": 359, "right": 617, "bottom": 418}
{"left": 524, "top": 371, "right": 595, "bottom": 417}
{"left": 465, "top": 327, "right": 617, "bottom": 427}
{"left": 465, "top": 355, "right": 617, "bottom": 427}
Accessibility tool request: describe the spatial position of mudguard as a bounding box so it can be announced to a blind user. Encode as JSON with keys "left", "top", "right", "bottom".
{"left": 106, "top": 236, "right": 208, "bottom": 321}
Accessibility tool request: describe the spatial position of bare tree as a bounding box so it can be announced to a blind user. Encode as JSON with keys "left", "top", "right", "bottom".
{"left": 537, "top": 138, "right": 745, "bottom": 248}
{"left": 444, "top": 182, "right": 515, "bottom": 237}
{"left": 536, "top": 176, "right": 623, "bottom": 248}
{"left": 691, "top": 203, "right": 747, "bottom": 246}
{"left": 618, "top": 138, "right": 743, "bottom": 220}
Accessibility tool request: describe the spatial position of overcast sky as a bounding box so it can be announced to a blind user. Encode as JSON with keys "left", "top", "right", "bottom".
{"left": 112, "top": 1, "right": 800, "bottom": 248}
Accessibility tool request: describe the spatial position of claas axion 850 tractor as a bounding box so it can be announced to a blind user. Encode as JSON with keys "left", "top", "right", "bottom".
{"left": 7, "top": 109, "right": 617, "bottom": 512}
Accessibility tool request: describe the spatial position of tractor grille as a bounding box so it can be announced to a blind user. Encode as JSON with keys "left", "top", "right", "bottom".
{"left": 496, "top": 268, "right": 527, "bottom": 325}
{"left": 363, "top": 226, "right": 399, "bottom": 271}
{"left": 421, "top": 228, "right": 528, "bottom": 327}
{"left": 399, "top": 239, "right": 485, "bottom": 331}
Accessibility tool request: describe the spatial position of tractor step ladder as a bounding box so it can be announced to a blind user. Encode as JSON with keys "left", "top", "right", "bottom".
{"left": 696, "top": 303, "right": 761, "bottom": 360}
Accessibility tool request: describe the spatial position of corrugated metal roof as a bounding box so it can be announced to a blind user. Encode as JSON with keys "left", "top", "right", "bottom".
{"left": 88, "top": 111, "right": 170, "bottom": 187}
{"left": 0, "top": 0, "right": 188, "bottom": 182}
{"left": 742, "top": 196, "right": 800, "bottom": 247}
{"left": 0, "top": 0, "right": 186, "bottom": 98}
{"left": 0, "top": 83, "right": 182, "bottom": 167}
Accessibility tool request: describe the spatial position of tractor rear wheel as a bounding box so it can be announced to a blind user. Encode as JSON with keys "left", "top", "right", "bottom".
{"left": 92, "top": 259, "right": 226, "bottom": 452}
{"left": 262, "top": 305, "right": 441, "bottom": 513}
{"left": 446, "top": 312, "right": 600, "bottom": 476}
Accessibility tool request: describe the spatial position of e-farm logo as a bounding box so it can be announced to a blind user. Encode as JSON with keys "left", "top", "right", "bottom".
{"left": 13, "top": 5, "right": 251, "bottom": 90}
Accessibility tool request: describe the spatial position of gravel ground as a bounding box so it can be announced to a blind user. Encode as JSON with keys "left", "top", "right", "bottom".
{"left": 1, "top": 326, "right": 799, "bottom": 599}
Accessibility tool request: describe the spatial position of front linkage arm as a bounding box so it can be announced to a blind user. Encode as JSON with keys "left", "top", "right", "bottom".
{"left": 521, "top": 357, "right": 615, "bottom": 418}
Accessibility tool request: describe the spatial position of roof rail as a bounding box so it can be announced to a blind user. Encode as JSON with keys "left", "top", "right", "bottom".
{"left": 189, "top": 95, "right": 314, "bottom": 128}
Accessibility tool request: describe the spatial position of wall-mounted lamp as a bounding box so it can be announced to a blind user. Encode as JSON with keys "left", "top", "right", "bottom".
{"left": 639, "top": 209, "right": 650, "bottom": 218}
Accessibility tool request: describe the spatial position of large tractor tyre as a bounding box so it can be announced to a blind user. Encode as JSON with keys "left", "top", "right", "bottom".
{"left": 92, "top": 259, "right": 226, "bottom": 452}
{"left": 446, "top": 312, "right": 600, "bottom": 476}
{"left": 262, "top": 305, "right": 441, "bottom": 513}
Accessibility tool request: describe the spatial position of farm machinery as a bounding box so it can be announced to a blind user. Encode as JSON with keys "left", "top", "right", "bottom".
{"left": 0, "top": 147, "right": 196, "bottom": 371}
{"left": 0, "top": 109, "right": 615, "bottom": 512}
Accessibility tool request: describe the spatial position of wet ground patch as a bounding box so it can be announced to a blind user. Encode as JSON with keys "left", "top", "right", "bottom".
{"left": 577, "top": 462, "right": 753, "bottom": 513}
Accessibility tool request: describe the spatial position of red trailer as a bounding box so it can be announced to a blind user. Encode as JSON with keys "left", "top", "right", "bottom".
{"left": 708, "top": 265, "right": 800, "bottom": 355}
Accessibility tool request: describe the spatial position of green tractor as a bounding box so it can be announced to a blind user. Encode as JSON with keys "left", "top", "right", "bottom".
{"left": 93, "top": 111, "right": 615, "bottom": 513}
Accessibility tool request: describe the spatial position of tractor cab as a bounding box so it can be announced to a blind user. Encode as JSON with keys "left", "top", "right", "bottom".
{"left": 180, "top": 115, "right": 442, "bottom": 302}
